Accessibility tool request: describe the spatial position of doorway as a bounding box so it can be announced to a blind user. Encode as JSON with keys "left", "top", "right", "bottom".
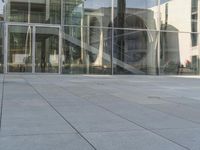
{"left": 7, "top": 24, "right": 61, "bottom": 73}
{"left": 35, "top": 27, "right": 60, "bottom": 73}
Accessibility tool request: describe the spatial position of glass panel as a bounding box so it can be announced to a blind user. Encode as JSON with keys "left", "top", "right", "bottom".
{"left": 160, "top": 32, "right": 200, "bottom": 75}
{"left": 192, "top": 0, "right": 198, "bottom": 12}
{"left": 30, "top": 1, "right": 46, "bottom": 23}
{"left": 6, "top": 0, "right": 61, "bottom": 24}
{"left": 0, "top": 0, "right": 5, "bottom": 21}
{"left": 83, "top": 0, "right": 112, "bottom": 27}
{"left": 0, "top": 23, "right": 3, "bottom": 73}
{"left": 113, "top": 29, "right": 158, "bottom": 75}
{"left": 160, "top": 0, "right": 199, "bottom": 32}
{"left": 35, "top": 27, "right": 59, "bottom": 73}
{"left": 8, "top": 0, "right": 28, "bottom": 22}
{"left": 62, "top": 26, "right": 112, "bottom": 74}
{"left": 63, "top": 0, "right": 83, "bottom": 26}
{"left": 30, "top": 0, "right": 61, "bottom": 24}
{"left": 63, "top": 0, "right": 112, "bottom": 27}
{"left": 114, "top": 0, "right": 158, "bottom": 30}
{"left": 8, "top": 26, "right": 32, "bottom": 72}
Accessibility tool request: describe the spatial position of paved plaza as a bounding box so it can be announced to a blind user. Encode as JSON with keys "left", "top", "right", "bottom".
{"left": 0, "top": 75, "right": 200, "bottom": 150}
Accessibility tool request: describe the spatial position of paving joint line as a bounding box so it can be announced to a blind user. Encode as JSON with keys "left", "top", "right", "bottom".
{"left": 0, "top": 129, "right": 145, "bottom": 138}
{"left": 22, "top": 76, "right": 97, "bottom": 150}
{"left": 151, "top": 91, "right": 200, "bottom": 110}
{"left": 76, "top": 79, "right": 199, "bottom": 111}
{"left": 0, "top": 132, "right": 78, "bottom": 138}
{"left": 88, "top": 102, "right": 191, "bottom": 150}
{"left": 130, "top": 99, "right": 200, "bottom": 126}
{"left": 58, "top": 85, "right": 191, "bottom": 150}
{"left": 27, "top": 75, "right": 191, "bottom": 150}
{"left": 78, "top": 83, "right": 200, "bottom": 126}
{"left": 0, "top": 75, "right": 5, "bottom": 131}
{"left": 108, "top": 92, "right": 200, "bottom": 126}
{"left": 160, "top": 97, "right": 200, "bottom": 110}
{"left": 65, "top": 84, "right": 200, "bottom": 126}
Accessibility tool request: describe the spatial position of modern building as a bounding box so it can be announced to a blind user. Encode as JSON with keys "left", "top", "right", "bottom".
{"left": 0, "top": 0, "right": 200, "bottom": 75}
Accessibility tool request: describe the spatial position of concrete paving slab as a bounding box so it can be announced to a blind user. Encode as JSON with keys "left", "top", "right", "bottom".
{"left": 49, "top": 104, "right": 142, "bottom": 133}
{"left": 162, "top": 96, "right": 200, "bottom": 105}
{"left": 0, "top": 134, "right": 94, "bottom": 150}
{"left": 1, "top": 75, "right": 200, "bottom": 150}
{"left": 145, "top": 102, "right": 200, "bottom": 124}
{"left": 83, "top": 130, "right": 187, "bottom": 150}
{"left": 47, "top": 98, "right": 92, "bottom": 107}
{"left": 153, "top": 128, "right": 200, "bottom": 150}
{"left": 3, "top": 83, "right": 40, "bottom": 101}
{"left": 84, "top": 96, "right": 200, "bottom": 130}
{"left": 1, "top": 99, "right": 75, "bottom": 135}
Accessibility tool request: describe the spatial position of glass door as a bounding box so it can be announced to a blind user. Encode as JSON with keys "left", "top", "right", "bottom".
{"left": 35, "top": 27, "right": 60, "bottom": 73}
{"left": 8, "top": 25, "right": 32, "bottom": 72}
{"left": 7, "top": 25, "right": 60, "bottom": 73}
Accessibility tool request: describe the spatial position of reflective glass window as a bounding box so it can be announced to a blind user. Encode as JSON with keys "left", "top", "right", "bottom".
{"left": 63, "top": 0, "right": 112, "bottom": 27}
{"left": 6, "top": 0, "right": 61, "bottom": 24}
{"left": 113, "top": 29, "right": 158, "bottom": 75}
{"left": 62, "top": 26, "right": 112, "bottom": 74}
{"left": 160, "top": 32, "right": 200, "bottom": 75}
{"left": 30, "top": 0, "right": 61, "bottom": 24}
{"left": 160, "top": 0, "right": 198, "bottom": 32}
{"left": 63, "top": 0, "right": 83, "bottom": 26}
{"left": 8, "top": 0, "right": 28, "bottom": 22}
{"left": 0, "top": 0, "right": 5, "bottom": 21}
{"left": 114, "top": 0, "right": 158, "bottom": 30}
{"left": 192, "top": 0, "right": 198, "bottom": 12}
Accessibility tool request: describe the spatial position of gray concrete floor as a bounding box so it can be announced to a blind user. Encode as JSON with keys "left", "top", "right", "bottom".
{"left": 0, "top": 75, "right": 200, "bottom": 150}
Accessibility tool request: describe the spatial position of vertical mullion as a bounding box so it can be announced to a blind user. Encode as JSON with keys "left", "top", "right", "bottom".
{"left": 59, "top": 27, "right": 62, "bottom": 74}
{"left": 198, "top": 0, "right": 200, "bottom": 75}
{"left": 157, "top": 0, "right": 161, "bottom": 75}
{"left": 28, "top": 0, "right": 31, "bottom": 23}
{"left": 61, "top": 0, "right": 63, "bottom": 26}
{"left": 4, "top": 23, "right": 8, "bottom": 74}
{"left": 32, "top": 26, "right": 36, "bottom": 73}
{"left": 60, "top": 0, "right": 63, "bottom": 74}
{"left": 111, "top": 0, "right": 114, "bottom": 75}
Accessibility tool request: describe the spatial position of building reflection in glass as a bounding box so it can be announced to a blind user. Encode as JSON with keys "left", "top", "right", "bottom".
{"left": 0, "top": 0, "right": 199, "bottom": 75}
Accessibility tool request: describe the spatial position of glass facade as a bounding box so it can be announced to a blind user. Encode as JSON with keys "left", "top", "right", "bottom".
{"left": 0, "top": 0, "right": 200, "bottom": 75}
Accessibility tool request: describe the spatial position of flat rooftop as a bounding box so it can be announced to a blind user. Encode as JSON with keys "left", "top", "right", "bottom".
{"left": 0, "top": 75, "right": 200, "bottom": 150}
